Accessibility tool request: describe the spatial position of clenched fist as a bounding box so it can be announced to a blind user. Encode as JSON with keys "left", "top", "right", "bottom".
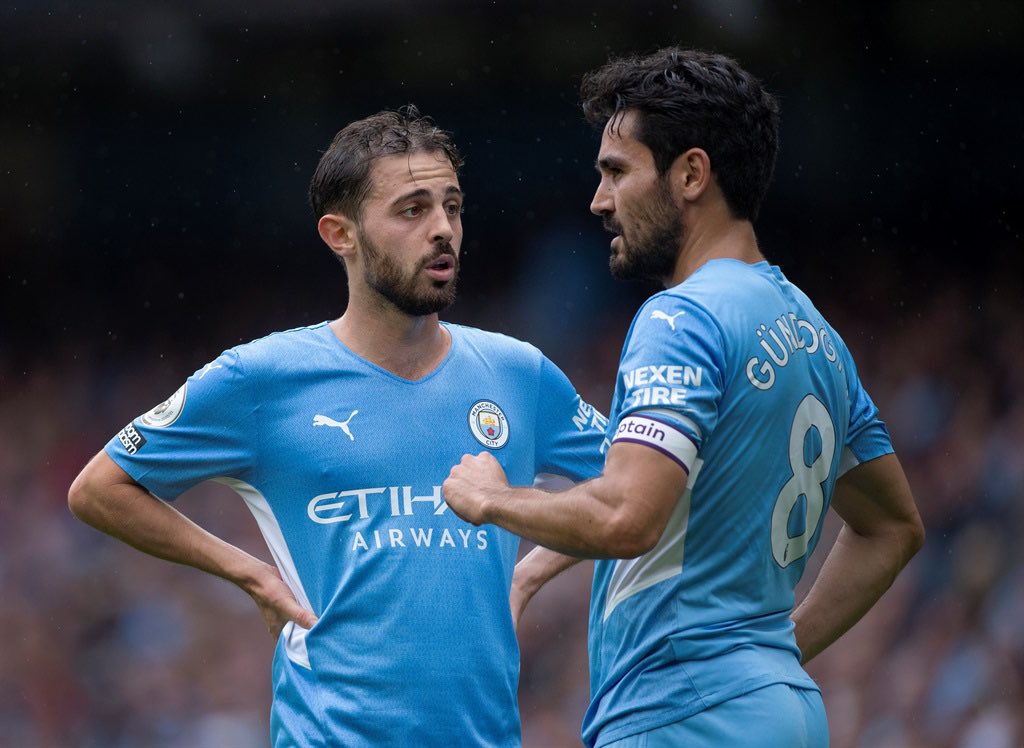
{"left": 443, "top": 452, "right": 510, "bottom": 525}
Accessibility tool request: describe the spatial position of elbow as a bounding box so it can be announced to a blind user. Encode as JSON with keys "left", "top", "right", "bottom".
{"left": 68, "top": 469, "right": 103, "bottom": 524}
{"left": 874, "top": 514, "right": 925, "bottom": 573}
{"left": 601, "top": 511, "right": 661, "bottom": 559}
{"left": 68, "top": 452, "right": 138, "bottom": 529}
{"left": 903, "top": 516, "right": 926, "bottom": 563}
{"left": 67, "top": 472, "right": 91, "bottom": 521}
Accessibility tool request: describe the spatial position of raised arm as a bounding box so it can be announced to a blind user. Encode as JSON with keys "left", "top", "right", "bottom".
{"left": 444, "top": 440, "right": 688, "bottom": 559}
{"left": 791, "top": 453, "right": 924, "bottom": 664}
{"left": 68, "top": 450, "right": 317, "bottom": 636}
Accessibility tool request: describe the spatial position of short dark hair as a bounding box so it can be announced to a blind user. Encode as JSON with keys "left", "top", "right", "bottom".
{"left": 308, "top": 104, "right": 464, "bottom": 220}
{"left": 581, "top": 47, "right": 780, "bottom": 221}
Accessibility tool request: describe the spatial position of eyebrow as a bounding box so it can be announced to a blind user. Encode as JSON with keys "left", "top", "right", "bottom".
{"left": 390, "top": 185, "right": 464, "bottom": 207}
{"left": 596, "top": 156, "right": 625, "bottom": 173}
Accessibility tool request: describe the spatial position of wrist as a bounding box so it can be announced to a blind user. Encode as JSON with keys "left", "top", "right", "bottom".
{"left": 227, "top": 553, "right": 274, "bottom": 596}
{"left": 479, "top": 484, "right": 511, "bottom": 525}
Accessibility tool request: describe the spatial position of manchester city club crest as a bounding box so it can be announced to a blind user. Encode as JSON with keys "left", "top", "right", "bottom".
{"left": 468, "top": 400, "right": 509, "bottom": 449}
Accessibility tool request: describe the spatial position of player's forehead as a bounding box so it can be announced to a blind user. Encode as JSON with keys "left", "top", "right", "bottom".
{"left": 366, "top": 150, "right": 460, "bottom": 202}
{"left": 597, "top": 110, "right": 654, "bottom": 169}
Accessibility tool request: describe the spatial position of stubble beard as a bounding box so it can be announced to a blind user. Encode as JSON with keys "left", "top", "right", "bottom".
{"left": 607, "top": 178, "right": 684, "bottom": 284}
{"left": 360, "top": 229, "right": 459, "bottom": 316}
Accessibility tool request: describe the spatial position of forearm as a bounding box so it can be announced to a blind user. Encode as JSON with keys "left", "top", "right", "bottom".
{"left": 509, "top": 545, "right": 582, "bottom": 628}
{"left": 513, "top": 545, "right": 583, "bottom": 598}
{"left": 487, "top": 481, "right": 645, "bottom": 559}
{"left": 70, "top": 468, "right": 267, "bottom": 594}
{"left": 445, "top": 444, "right": 685, "bottom": 558}
{"left": 70, "top": 452, "right": 315, "bottom": 635}
{"left": 792, "top": 522, "right": 916, "bottom": 664}
{"left": 794, "top": 453, "right": 925, "bottom": 664}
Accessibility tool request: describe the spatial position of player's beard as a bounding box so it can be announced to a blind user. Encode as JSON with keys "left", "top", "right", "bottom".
{"left": 359, "top": 229, "right": 459, "bottom": 316}
{"left": 606, "top": 177, "right": 684, "bottom": 283}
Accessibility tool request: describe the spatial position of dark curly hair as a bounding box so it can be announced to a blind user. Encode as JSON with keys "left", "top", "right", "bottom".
{"left": 308, "top": 104, "right": 464, "bottom": 220}
{"left": 581, "top": 47, "right": 779, "bottom": 222}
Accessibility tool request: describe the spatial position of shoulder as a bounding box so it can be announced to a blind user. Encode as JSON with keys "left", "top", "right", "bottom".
{"left": 629, "top": 285, "right": 723, "bottom": 342}
{"left": 645, "top": 261, "right": 786, "bottom": 340}
{"left": 229, "top": 322, "right": 335, "bottom": 376}
{"left": 447, "top": 323, "right": 544, "bottom": 367}
{"left": 678, "top": 259, "right": 773, "bottom": 305}
{"left": 637, "top": 261, "right": 766, "bottom": 320}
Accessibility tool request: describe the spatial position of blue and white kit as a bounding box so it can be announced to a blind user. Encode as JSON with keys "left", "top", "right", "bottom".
{"left": 584, "top": 259, "right": 894, "bottom": 747}
{"left": 106, "top": 321, "right": 607, "bottom": 748}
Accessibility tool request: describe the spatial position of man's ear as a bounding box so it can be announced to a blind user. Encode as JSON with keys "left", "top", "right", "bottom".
{"left": 668, "top": 147, "right": 712, "bottom": 204}
{"left": 317, "top": 213, "right": 358, "bottom": 261}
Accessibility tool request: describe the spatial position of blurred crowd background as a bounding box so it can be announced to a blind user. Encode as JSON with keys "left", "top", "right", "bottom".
{"left": 2, "top": 1, "right": 1021, "bottom": 746}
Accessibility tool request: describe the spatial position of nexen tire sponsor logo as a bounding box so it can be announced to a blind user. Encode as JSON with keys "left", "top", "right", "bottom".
{"left": 572, "top": 400, "right": 609, "bottom": 432}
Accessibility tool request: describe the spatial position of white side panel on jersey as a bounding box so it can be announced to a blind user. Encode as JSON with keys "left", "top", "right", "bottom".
{"left": 838, "top": 445, "right": 860, "bottom": 478}
{"left": 216, "top": 477, "right": 314, "bottom": 670}
{"left": 602, "top": 458, "right": 703, "bottom": 621}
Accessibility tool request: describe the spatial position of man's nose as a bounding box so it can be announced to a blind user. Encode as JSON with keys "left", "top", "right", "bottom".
{"left": 428, "top": 206, "right": 455, "bottom": 244}
{"left": 591, "top": 182, "right": 613, "bottom": 216}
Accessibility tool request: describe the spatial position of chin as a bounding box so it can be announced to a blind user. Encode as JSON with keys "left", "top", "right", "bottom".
{"left": 608, "top": 253, "right": 631, "bottom": 279}
{"left": 420, "top": 288, "right": 458, "bottom": 315}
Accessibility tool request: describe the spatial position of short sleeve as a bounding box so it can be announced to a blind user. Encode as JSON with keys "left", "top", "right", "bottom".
{"left": 609, "top": 296, "right": 726, "bottom": 473}
{"left": 532, "top": 356, "right": 608, "bottom": 482}
{"left": 837, "top": 346, "right": 894, "bottom": 476}
{"left": 104, "top": 349, "right": 257, "bottom": 500}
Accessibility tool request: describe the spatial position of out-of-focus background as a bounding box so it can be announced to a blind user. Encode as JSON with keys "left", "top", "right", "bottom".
{"left": 2, "top": 1, "right": 1022, "bottom": 746}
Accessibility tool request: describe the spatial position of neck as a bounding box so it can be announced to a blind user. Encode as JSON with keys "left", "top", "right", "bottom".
{"left": 666, "top": 210, "right": 763, "bottom": 287}
{"left": 330, "top": 291, "right": 450, "bottom": 380}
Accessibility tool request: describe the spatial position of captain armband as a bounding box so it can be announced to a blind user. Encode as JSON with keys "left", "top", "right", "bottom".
{"left": 611, "top": 414, "right": 698, "bottom": 473}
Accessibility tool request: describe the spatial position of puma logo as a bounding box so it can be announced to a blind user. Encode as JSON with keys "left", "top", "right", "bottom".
{"left": 650, "top": 310, "right": 686, "bottom": 330}
{"left": 313, "top": 411, "right": 359, "bottom": 441}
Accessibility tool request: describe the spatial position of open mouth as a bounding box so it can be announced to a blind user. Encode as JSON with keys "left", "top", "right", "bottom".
{"left": 424, "top": 254, "right": 456, "bottom": 281}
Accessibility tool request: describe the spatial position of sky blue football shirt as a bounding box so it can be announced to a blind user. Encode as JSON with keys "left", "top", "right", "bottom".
{"left": 583, "top": 260, "right": 893, "bottom": 747}
{"left": 106, "top": 321, "right": 608, "bottom": 748}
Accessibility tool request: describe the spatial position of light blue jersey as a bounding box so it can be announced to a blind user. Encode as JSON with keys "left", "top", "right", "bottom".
{"left": 583, "top": 260, "right": 893, "bottom": 747}
{"left": 105, "top": 321, "right": 607, "bottom": 748}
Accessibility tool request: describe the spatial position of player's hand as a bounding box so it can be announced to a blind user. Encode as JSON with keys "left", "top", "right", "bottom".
{"left": 443, "top": 451, "right": 509, "bottom": 526}
{"left": 247, "top": 563, "right": 318, "bottom": 638}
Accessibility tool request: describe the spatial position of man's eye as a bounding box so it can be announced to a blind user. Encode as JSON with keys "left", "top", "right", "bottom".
{"left": 401, "top": 206, "right": 421, "bottom": 217}
{"left": 446, "top": 203, "right": 463, "bottom": 216}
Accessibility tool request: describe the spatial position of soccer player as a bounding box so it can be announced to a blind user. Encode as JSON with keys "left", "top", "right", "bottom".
{"left": 67, "top": 106, "right": 608, "bottom": 747}
{"left": 443, "top": 49, "right": 926, "bottom": 748}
